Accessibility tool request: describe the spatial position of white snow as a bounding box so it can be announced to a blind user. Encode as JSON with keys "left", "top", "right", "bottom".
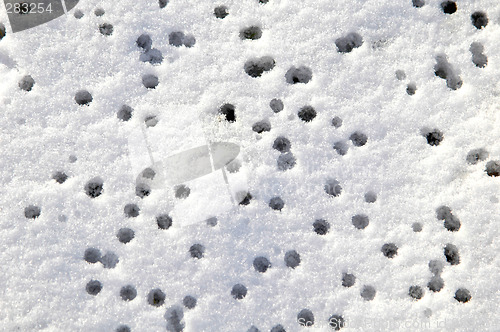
{"left": 0, "top": 0, "right": 499, "bottom": 331}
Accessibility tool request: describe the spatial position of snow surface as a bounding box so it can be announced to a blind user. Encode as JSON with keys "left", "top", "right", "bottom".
{"left": 0, "top": 0, "right": 499, "bottom": 331}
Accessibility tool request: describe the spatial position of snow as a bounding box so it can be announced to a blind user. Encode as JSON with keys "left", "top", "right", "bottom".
{"left": 0, "top": 0, "right": 499, "bottom": 331}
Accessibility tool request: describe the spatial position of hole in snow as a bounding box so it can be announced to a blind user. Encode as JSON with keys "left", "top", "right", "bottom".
{"left": 183, "top": 295, "right": 197, "bottom": 309}
{"left": 406, "top": 82, "right": 417, "bottom": 95}
{"left": 84, "top": 247, "right": 101, "bottom": 263}
{"left": 352, "top": 214, "right": 369, "bottom": 230}
{"left": 325, "top": 179, "right": 342, "bottom": 197}
{"left": 86, "top": 280, "right": 102, "bottom": 295}
{"left": 434, "top": 55, "right": 462, "bottom": 90}
{"left": 189, "top": 244, "right": 205, "bottom": 259}
{"left": 428, "top": 276, "right": 444, "bottom": 292}
{"left": 412, "top": 0, "right": 424, "bottom": 8}
{"left": 165, "top": 305, "right": 185, "bottom": 332}
{"left": 159, "top": 0, "right": 168, "bottom": 8}
{"left": 277, "top": 152, "right": 296, "bottom": 171}
{"left": 466, "top": 148, "right": 488, "bottom": 165}
{"left": 408, "top": 285, "right": 424, "bottom": 300}
{"left": 440, "top": 1, "right": 457, "bottom": 14}
{"left": 470, "top": 42, "right": 487, "bottom": 68}
{"left": 24, "top": 205, "right": 41, "bottom": 219}
{"left": 99, "top": 23, "right": 113, "bottom": 36}
{"left": 74, "top": 10, "right": 83, "bottom": 19}
{"left": 120, "top": 285, "right": 137, "bottom": 301}
{"left": 335, "top": 32, "right": 363, "bottom": 53}
{"left": 116, "top": 325, "right": 131, "bottom": 332}
{"left": 273, "top": 136, "right": 291, "bottom": 153}
{"left": 94, "top": 7, "right": 105, "bottom": 16}
{"left": 75, "top": 90, "right": 93, "bottom": 106}
{"left": 219, "top": 103, "right": 236, "bottom": 122}
{"left": 329, "top": 315, "right": 345, "bottom": 331}
{"left": 142, "top": 74, "right": 159, "bottom": 89}
{"left": 136, "top": 183, "right": 151, "bottom": 198}
{"left": 381, "top": 243, "right": 398, "bottom": 258}
{"left": 298, "top": 105, "right": 317, "bottom": 122}
{"left": 342, "top": 273, "right": 356, "bottom": 287}
{"left": 333, "top": 141, "right": 348, "bottom": 156}
{"left": 471, "top": 11, "right": 488, "bottom": 29}
{"left": 253, "top": 256, "right": 271, "bottom": 273}
{"left": 117, "top": 228, "right": 135, "bottom": 244}
{"left": 269, "top": 196, "right": 285, "bottom": 211}
{"left": 361, "top": 285, "right": 376, "bottom": 301}
{"left": 100, "top": 251, "right": 119, "bottom": 268}
{"left": 485, "top": 160, "right": 500, "bottom": 177}
{"left": 157, "top": 214, "right": 173, "bottom": 229}
{"left": 412, "top": 222, "right": 423, "bottom": 232}
{"left": 244, "top": 56, "right": 275, "bottom": 77}
{"left": 117, "top": 105, "right": 133, "bottom": 121}
{"left": 85, "top": 178, "right": 103, "bottom": 198}
{"left": 240, "top": 26, "right": 262, "bottom": 40}
{"left": 231, "top": 284, "right": 247, "bottom": 299}
{"left": 169, "top": 31, "right": 196, "bottom": 47}
{"left": 214, "top": 6, "right": 228, "bottom": 19}
{"left": 124, "top": 203, "right": 140, "bottom": 218}
{"left": 174, "top": 184, "right": 190, "bottom": 199}
{"left": 454, "top": 288, "right": 471, "bottom": 303}
{"left": 19, "top": 75, "right": 35, "bottom": 91}
{"left": 349, "top": 131, "right": 368, "bottom": 147}
{"left": 297, "top": 309, "right": 314, "bottom": 327}
{"left": 148, "top": 288, "right": 166, "bottom": 306}
{"left": 136, "top": 33, "right": 152, "bottom": 51}
{"left": 364, "top": 191, "right": 377, "bottom": 203}
{"left": 331, "top": 116, "right": 343, "bottom": 128}
{"left": 285, "top": 66, "right": 312, "bottom": 84}
{"left": 284, "top": 250, "right": 301, "bottom": 268}
{"left": 313, "top": 219, "right": 330, "bottom": 235}
{"left": 252, "top": 120, "right": 271, "bottom": 133}
{"left": 421, "top": 128, "right": 443, "bottom": 146}
{"left": 270, "top": 98, "right": 284, "bottom": 113}
{"left": 444, "top": 243, "right": 460, "bottom": 265}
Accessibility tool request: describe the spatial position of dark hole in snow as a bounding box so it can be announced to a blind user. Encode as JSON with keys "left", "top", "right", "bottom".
{"left": 120, "top": 285, "right": 137, "bottom": 301}
{"left": 444, "top": 243, "right": 460, "bottom": 265}
{"left": 19, "top": 75, "right": 35, "bottom": 91}
{"left": 285, "top": 66, "right": 312, "bottom": 84}
{"left": 284, "top": 250, "right": 300, "bottom": 268}
{"left": 214, "top": 6, "right": 228, "bottom": 19}
{"left": 244, "top": 56, "right": 275, "bottom": 77}
{"left": 297, "top": 309, "right": 314, "bottom": 327}
{"left": 471, "top": 11, "right": 488, "bottom": 29}
{"left": 277, "top": 152, "right": 296, "bottom": 171}
{"left": 157, "top": 214, "right": 173, "bottom": 229}
{"left": 408, "top": 285, "right": 424, "bottom": 300}
{"left": 313, "top": 219, "right": 330, "bottom": 235}
{"left": 24, "top": 205, "right": 41, "bottom": 219}
{"left": 231, "top": 284, "right": 247, "bottom": 299}
{"left": 147, "top": 288, "right": 166, "bottom": 306}
{"left": 75, "top": 90, "right": 93, "bottom": 105}
{"left": 335, "top": 32, "right": 363, "bottom": 53}
{"left": 124, "top": 203, "right": 140, "bottom": 218}
{"left": 253, "top": 256, "right": 271, "bottom": 273}
{"left": 219, "top": 103, "right": 236, "bottom": 122}
{"left": 189, "top": 243, "right": 205, "bottom": 259}
{"left": 117, "top": 228, "right": 135, "bottom": 244}
{"left": 86, "top": 280, "right": 102, "bottom": 295}
{"left": 240, "top": 26, "right": 262, "bottom": 40}
{"left": 270, "top": 98, "right": 284, "bottom": 113}
{"left": 117, "top": 105, "right": 133, "bottom": 121}
{"left": 85, "top": 178, "right": 103, "bottom": 198}
{"left": 381, "top": 243, "right": 398, "bottom": 258}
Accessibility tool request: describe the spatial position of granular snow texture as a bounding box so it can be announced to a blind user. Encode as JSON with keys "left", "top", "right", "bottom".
{"left": 0, "top": 0, "right": 499, "bottom": 331}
